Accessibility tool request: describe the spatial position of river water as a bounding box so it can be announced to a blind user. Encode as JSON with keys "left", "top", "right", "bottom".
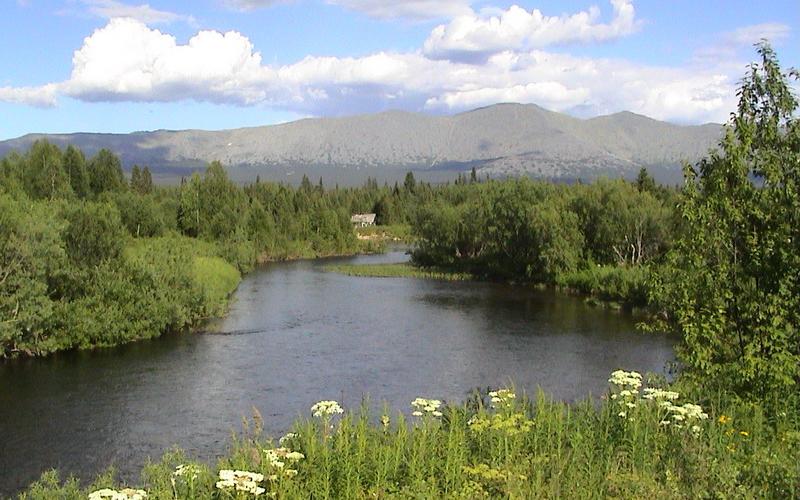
{"left": 0, "top": 249, "right": 674, "bottom": 495}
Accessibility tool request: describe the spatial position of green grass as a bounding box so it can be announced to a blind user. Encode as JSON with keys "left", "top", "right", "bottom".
{"left": 192, "top": 256, "right": 241, "bottom": 316}
{"left": 19, "top": 374, "right": 800, "bottom": 499}
{"left": 324, "top": 262, "right": 475, "bottom": 281}
{"left": 556, "top": 264, "right": 650, "bottom": 308}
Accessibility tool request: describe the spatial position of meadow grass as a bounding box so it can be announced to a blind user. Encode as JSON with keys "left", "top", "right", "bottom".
{"left": 19, "top": 373, "right": 800, "bottom": 499}
{"left": 323, "top": 262, "right": 475, "bottom": 281}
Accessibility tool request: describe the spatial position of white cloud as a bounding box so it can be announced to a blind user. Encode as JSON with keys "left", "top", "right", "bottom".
{"left": 424, "top": 0, "right": 641, "bottom": 63}
{"left": 61, "top": 18, "right": 280, "bottom": 104}
{"left": 224, "top": 0, "right": 471, "bottom": 20}
{"left": 0, "top": 84, "right": 58, "bottom": 107}
{"left": 694, "top": 22, "right": 791, "bottom": 63}
{"left": 726, "top": 22, "right": 790, "bottom": 45}
{"left": 1, "top": 15, "right": 758, "bottom": 124}
{"left": 77, "top": 0, "right": 195, "bottom": 25}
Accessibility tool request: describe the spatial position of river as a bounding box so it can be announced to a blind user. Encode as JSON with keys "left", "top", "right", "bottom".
{"left": 0, "top": 249, "right": 674, "bottom": 495}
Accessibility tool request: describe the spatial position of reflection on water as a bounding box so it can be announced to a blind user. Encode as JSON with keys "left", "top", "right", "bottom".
{"left": 0, "top": 250, "right": 674, "bottom": 495}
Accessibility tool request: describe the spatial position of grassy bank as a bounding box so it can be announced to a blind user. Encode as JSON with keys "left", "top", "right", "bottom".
{"left": 323, "top": 262, "right": 475, "bottom": 281}
{"left": 19, "top": 372, "right": 800, "bottom": 499}
{"left": 355, "top": 224, "right": 414, "bottom": 243}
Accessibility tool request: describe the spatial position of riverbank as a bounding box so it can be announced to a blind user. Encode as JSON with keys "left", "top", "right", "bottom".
{"left": 324, "top": 261, "right": 650, "bottom": 311}
{"left": 1, "top": 233, "right": 384, "bottom": 359}
{"left": 18, "top": 375, "right": 799, "bottom": 499}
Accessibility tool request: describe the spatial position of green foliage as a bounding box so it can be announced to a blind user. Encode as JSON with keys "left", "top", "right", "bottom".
{"left": 62, "top": 201, "right": 126, "bottom": 267}
{"left": 23, "top": 140, "right": 72, "bottom": 199}
{"left": 88, "top": 148, "right": 127, "bottom": 195}
{"left": 571, "top": 178, "right": 672, "bottom": 266}
{"left": 409, "top": 178, "right": 661, "bottom": 297}
{"left": 0, "top": 194, "right": 67, "bottom": 356}
{"left": 63, "top": 145, "right": 90, "bottom": 198}
{"left": 107, "top": 191, "right": 166, "bottom": 238}
{"left": 0, "top": 153, "right": 24, "bottom": 195}
{"left": 130, "top": 164, "right": 154, "bottom": 195}
{"left": 651, "top": 43, "right": 800, "bottom": 399}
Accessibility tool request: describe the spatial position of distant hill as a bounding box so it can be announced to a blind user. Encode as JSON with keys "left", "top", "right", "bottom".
{"left": 0, "top": 103, "right": 722, "bottom": 184}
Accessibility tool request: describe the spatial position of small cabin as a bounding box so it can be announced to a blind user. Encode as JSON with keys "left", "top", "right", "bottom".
{"left": 351, "top": 213, "right": 376, "bottom": 227}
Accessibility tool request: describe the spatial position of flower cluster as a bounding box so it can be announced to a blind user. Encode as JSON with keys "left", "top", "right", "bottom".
{"left": 489, "top": 389, "right": 516, "bottom": 410}
{"left": 659, "top": 402, "right": 709, "bottom": 434}
{"left": 642, "top": 388, "right": 680, "bottom": 401}
{"left": 172, "top": 464, "right": 200, "bottom": 481}
{"left": 278, "top": 432, "right": 298, "bottom": 445}
{"left": 311, "top": 400, "right": 344, "bottom": 418}
{"left": 263, "top": 446, "right": 304, "bottom": 479}
{"left": 88, "top": 488, "right": 147, "bottom": 500}
{"left": 216, "top": 470, "right": 265, "bottom": 496}
{"left": 608, "top": 370, "right": 643, "bottom": 390}
{"left": 411, "top": 397, "right": 443, "bottom": 418}
{"left": 608, "top": 370, "right": 642, "bottom": 418}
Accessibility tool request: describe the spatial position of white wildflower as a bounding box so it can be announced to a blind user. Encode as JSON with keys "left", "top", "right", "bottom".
{"left": 642, "top": 388, "right": 680, "bottom": 401}
{"left": 411, "top": 398, "right": 443, "bottom": 418}
{"left": 173, "top": 464, "right": 199, "bottom": 481}
{"left": 88, "top": 488, "right": 147, "bottom": 500}
{"left": 216, "top": 470, "right": 265, "bottom": 496}
{"left": 286, "top": 451, "right": 304, "bottom": 462}
{"left": 311, "top": 400, "right": 344, "bottom": 418}
{"left": 488, "top": 389, "right": 516, "bottom": 409}
{"left": 608, "top": 370, "right": 643, "bottom": 390}
{"left": 279, "top": 432, "right": 297, "bottom": 445}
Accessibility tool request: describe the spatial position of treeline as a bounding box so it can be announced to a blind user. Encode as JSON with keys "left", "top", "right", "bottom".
{"left": 410, "top": 170, "right": 675, "bottom": 306}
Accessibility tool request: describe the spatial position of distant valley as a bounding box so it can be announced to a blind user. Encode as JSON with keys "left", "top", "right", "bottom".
{"left": 0, "top": 103, "right": 722, "bottom": 185}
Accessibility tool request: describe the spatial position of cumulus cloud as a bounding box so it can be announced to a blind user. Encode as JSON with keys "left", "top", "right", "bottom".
{"left": 424, "top": 0, "right": 641, "bottom": 63}
{"left": 0, "top": 15, "right": 753, "bottom": 124}
{"left": 224, "top": 0, "right": 471, "bottom": 20}
{"left": 77, "top": 0, "right": 196, "bottom": 25}
{"left": 0, "top": 84, "right": 59, "bottom": 107}
{"left": 61, "top": 18, "right": 281, "bottom": 104}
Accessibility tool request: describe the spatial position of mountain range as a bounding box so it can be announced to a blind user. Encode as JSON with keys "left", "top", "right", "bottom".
{"left": 0, "top": 103, "right": 723, "bottom": 184}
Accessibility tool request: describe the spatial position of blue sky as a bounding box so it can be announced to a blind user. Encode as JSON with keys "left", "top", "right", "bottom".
{"left": 0, "top": 0, "right": 797, "bottom": 139}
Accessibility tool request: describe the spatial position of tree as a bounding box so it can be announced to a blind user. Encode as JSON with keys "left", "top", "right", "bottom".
{"left": 141, "top": 167, "right": 153, "bottom": 194}
{"left": 88, "top": 149, "right": 126, "bottom": 195}
{"left": 404, "top": 171, "right": 416, "bottom": 193}
{"left": 64, "top": 145, "right": 90, "bottom": 198}
{"left": 130, "top": 165, "right": 154, "bottom": 195}
{"left": 635, "top": 167, "right": 657, "bottom": 194}
{"left": 23, "top": 140, "right": 71, "bottom": 199}
{"left": 651, "top": 43, "right": 800, "bottom": 398}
